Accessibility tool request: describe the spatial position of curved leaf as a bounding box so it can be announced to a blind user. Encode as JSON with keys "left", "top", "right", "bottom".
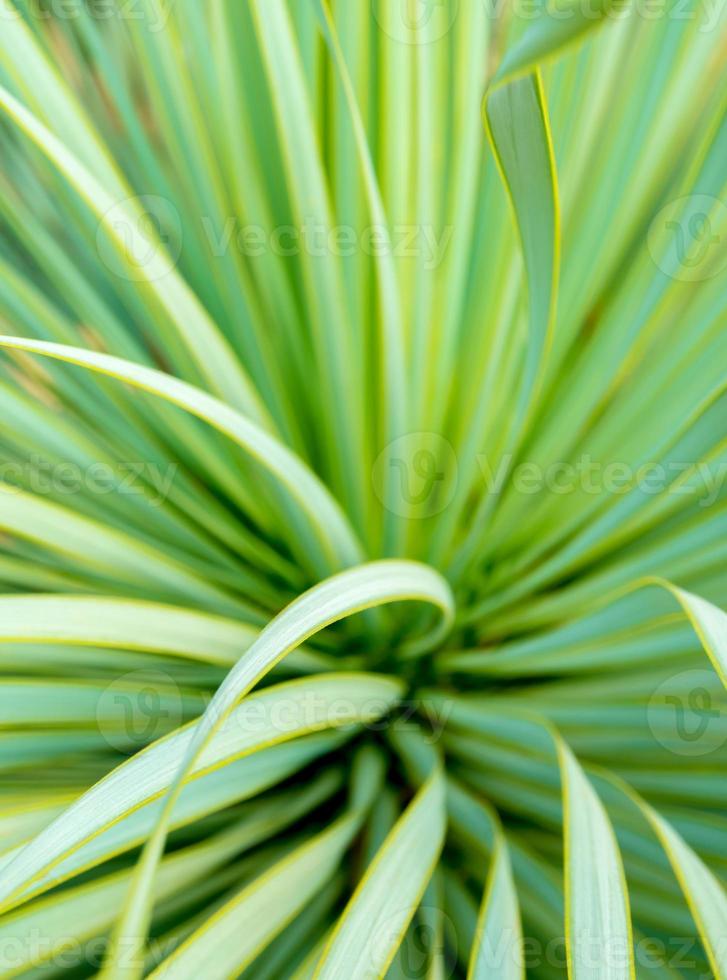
{"left": 102, "top": 561, "right": 453, "bottom": 978}
{"left": 0, "top": 81, "right": 264, "bottom": 420}
{"left": 0, "top": 673, "right": 403, "bottom": 914}
{"left": 0, "top": 335, "right": 363, "bottom": 574}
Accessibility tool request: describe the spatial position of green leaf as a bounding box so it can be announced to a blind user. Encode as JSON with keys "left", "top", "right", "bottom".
{"left": 468, "top": 807, "right": 523, "bottom": 980}
{"left": 454, "top": 0, "right": 625, "bottom": 575}
{"left": 0, "top": 819, "right": 270, "bottom": 979}
{"left": 665, "top": 582, "right": 727, "bottom": 687}
{"left": 430, "top": 700, "right": 635, "bottom": 980}
{"left": 597, "top": 772, "right": 727, "bottom": 979}
{"left": 0, "top": 594, "right": 256, "bottom": 664}
{"left": 0, "top": 80, "right": 265, "bottom": 421}
{"left": 149, "top": 746, "right": 383, "bottom": 979}
{"left": 483, "top": 73, "right": 558, "bottom": 428}
{"left": 0, "top": 335, "right": 363, "bottom": 575}
{"left": 101, "top": 561, "right": 452, "bottom": 978}
{"left": 0, "top": 673, "right": 403, "bottom": 914}
{"left": 150, "top": 814, "right": 359, "bottom": 979}
{"left": 0, "top": 741, "right": 344, "bottom": 906}
{"left": 558, "top": 741, "right": 634, "bottom": 980}
{"left": 314, "top": 767, "right": 447, "bottom": 978}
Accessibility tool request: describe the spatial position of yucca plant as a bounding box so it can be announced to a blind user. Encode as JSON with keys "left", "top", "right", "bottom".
{"left": 0, "top": 0, "right": 726, "bottom": 976}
